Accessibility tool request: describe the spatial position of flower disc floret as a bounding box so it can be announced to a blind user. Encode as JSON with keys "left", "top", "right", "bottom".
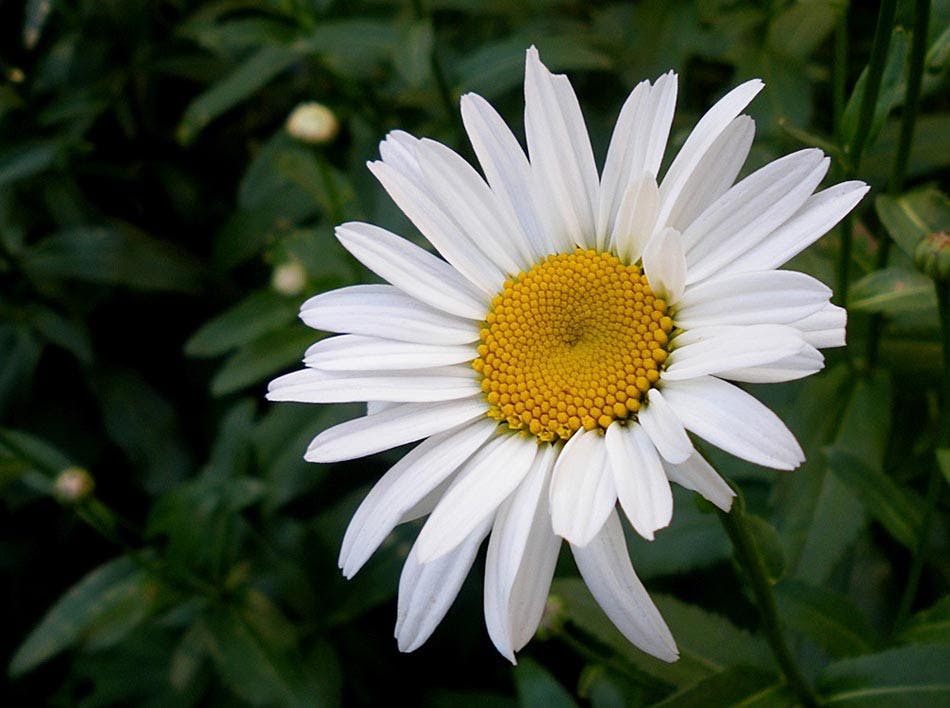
{"left": 473, "top": 248, "right": 673, "bottom": 442}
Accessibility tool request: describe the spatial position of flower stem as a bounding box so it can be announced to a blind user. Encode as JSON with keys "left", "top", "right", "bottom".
{"left": 895, "top": 279, "right": 948, "bottom": 628}
{"left": 867, "top": 0, "right": 931, "bottom": 368}
{"left": 718, "top": 499, "right": 818, "bottom": 707}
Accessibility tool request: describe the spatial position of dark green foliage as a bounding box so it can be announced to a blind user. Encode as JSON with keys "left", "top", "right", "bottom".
{"left": 1, "top": 0, "right": 948, "bottom": 706}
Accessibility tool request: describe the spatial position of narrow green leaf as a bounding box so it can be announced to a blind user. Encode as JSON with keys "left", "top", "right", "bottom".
{"left": 177, "top": 44, "right": 300, "bottom": 144}
{"left": 744, "top": 514, "right": 786, "bottom": 582}
{"left": 825, "top": 447, "right": 923, "bottom": 549}
{"left": 185, "top": 289, "right": 300, "bottom": 358}
{"left": 210, "top": 325, "right": 317, "bottom": 397}
{"left": 775, "top": 579, "right": 876, "bottom": 657}
{"left": 22, "top": 0, "right": 54, "bottom": 49}
{"left": 514, "top": 657, "right": 579, "bottom": 708}
{"left": 8, "top": 556, "right": 143, "bottom": 676}
{"left": 897, "top": 596, "right": 950, "bottom": 645}
{"left": 937, "top": 448, "right": 950, "bottom": 486}
{"left": 849, "top": 266, "right": 937, "bottom": 314}
{"left": 0, "top": 141, "right": 61, "bottom": 188}
{"left": 394, "top": 19, "right": 434, "bottom": 88}
{"left": 653, "top": 667, "right": 792, "bottom": 708}
{"left": 27, "top": 305, "right": 93, "bottom": 364}
{"left": 818, "top": 644, "right": 950, "bottom": 706}
{"left": 766, "top": 1, "right": 841, "bottom": 58}
{"left": 876, "top": 187, "right": 950, "bottom": 259}
{"left": 22, "top": 226, "right": 202, "bottom": 293}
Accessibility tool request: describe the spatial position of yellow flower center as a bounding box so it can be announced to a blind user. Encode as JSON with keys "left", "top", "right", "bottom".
{"left": 473, "top": 248, "right": 673, "bottom": 442}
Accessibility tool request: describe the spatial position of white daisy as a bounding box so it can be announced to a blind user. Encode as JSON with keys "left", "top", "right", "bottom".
{"left": 268, "top": 47, "right": 868, "bottom": 663}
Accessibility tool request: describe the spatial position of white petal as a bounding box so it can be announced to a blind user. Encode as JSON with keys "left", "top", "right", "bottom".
{"left": 610, "top": 174, "right": 659, "bottom": 263}
{"left": 524, "top": 47, "right": 598, "bottom": 249}
{"left": 597, "top": 72, "right": 677, "bottom": 245}
{"left": 571, "top": 510, "right": 678, "bottom": 661}
{"left": 661, "top": 451, "right": 735, "bottom": 512}
{"left": 379, "top": 130, "right": 425, "bottom": 185}
{"left": 637, "top": 388, "right": 692, "bottom": 464}
{"left": 720, "top": 181, "right": 870, "bottom": 275}
{"left": 336, "top": 222, "right": 487, "bottom": 319}
{"left": 676, "top": 270, "right": 832, "bottom": 329}
{"left": 605, "top": 423, "right": 673, "bottom": 540}
{"left": 484, "top": 445, "right": 559, "bottom": 662}
{"left": 339, "top": 419, "right": 496, "bottom": 577}
{"left": 415, "top": 434, "right": 537, "bottom": 563}
{"left": 661, "top": 376, "right": 804, "bottom": 470}
{"left": 664, "top": 115, "right": 755, "bottom": 232}
{"left": 642, "top": 227, "right": 686, "bottom": 304}
{"left": 656, "top": 79, "right": 764, "bottom": 230}
{"left": 415, "top": 139, "right": 528, "bottom": 273}
{"left": 663, "top": 324, "right": 806, "bottom": 381}
{"left": 369, "top": 159, "right": 505, "bottom": 294}
{"left": 460, "top": 93, "right": 549, "bottom": 258}
{"left": 395, "top": 515, "right": 492, "bottom": 652}
{"left": 268, "top": 366, "right": 479, "bottom": 403}
{"left": 304, "top": 335, "right": 475, "bottom": 371}
{"left": 549, "top": 429, "right": 616, "bottom": 546}
{"left": 304, "top": 398, "right": 486, "bottom": 463}
{"left": 718, "top": 345, "right": 824, "bottom": 383}
{"left": 366, "top": 401, "right": 397, "bottom": 416}
{"left": 300, "top": 284, "right": 479, "bottom": 345}
{"left": 790, "top": 303, "right": 847, "bottom": 348}
{"left": 683, "top": 149, "right": 830, "bottom": 283}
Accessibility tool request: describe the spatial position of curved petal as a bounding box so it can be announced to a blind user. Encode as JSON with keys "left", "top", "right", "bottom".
{"left": 717, "top": 345, "right": 824, "bottom": 383}
{"left": 304, "top": 398, "right": 486, "bottom": 463}
{"left": 549, "top": 429, "right": 616, "bottom": 546}
{"left": 790, "top": 302, "right": 847, "bottom": 348}
{"left": 637, "top": 388, "right": 693, "bottom": 464}
{"left": 300, "top": 284, "right": 479, "bottom": 344}
{"left": 415, "top": 434, "right": 537, "bottom": 562}
{"left": 395, "top": 515, "right": 492, "bottom": 652}
{"left": 268, "top": 366, "right": 480, "bottom": 403}
{"left": 661, "top": 451, "right": 735, "bottom": 512}
{"left": 571, "top": 510, "right": 678, "bottom": 661}
{"left": 304, "top": 335, "right": 476, "bottom": 371}
{"left": 642, "top": 227, "right": 686, "bottom": 304}
{"left": 339, "top": 419, "right": 496, "bottom": 577}
{"left": 460, "top": 93, "right": 549, "bottom": 259}
{"left": 663, "top": 324, "right": 806, "bottom": 381}
{"left": 484, "top": 445, "right": 560, "bottom": 662}
{"left": 604, "top": 423, "right": 673, "bottom": 540}
{"left": 524, "top": 47, "right": 598, "bottom": 248}
{"left": 656, "top": 79, "right": 764, "bottom": 230}
{"left": 336, "top": 222, "right": 487, "bottom": 319}
{"left": 676, "top": 270, "right": 832, "bottom": 329}
{"left": 663, "top": 115, "right": 755, "bottom": 232}
{"left": 661, "top": 375, "right": 804, "bottom": 470}
{"left": 683, "top": 149, "right": 830, "bottom": 283}
{"left": 719, "top": 181, "right": 870, "bottom": 276}
{"left": 597, "top": 71, "right": 677, "bottom": 245}
{"left": 610, "top": 174, "right": 659, "bottom": 263}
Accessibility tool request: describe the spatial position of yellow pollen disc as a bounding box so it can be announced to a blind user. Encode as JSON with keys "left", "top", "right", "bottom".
{"left": 473, "top": 248, "right": 674, "bottom": 443}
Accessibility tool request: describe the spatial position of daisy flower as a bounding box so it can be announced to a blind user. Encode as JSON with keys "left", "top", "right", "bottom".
{"left": 268, "top": 47, "right": 867, "bottom": 663}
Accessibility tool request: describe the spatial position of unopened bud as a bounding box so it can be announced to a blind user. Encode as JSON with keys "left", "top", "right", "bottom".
{"left": 54, "top": 466, "right": 94, "bottom": 504}
{"left": 915, "top": 231, "right": 950, "bottom": 282}
{"left": 271, "top": 260, "right": 308, "bottom": 296}
{"left": 286, "top": 102, "right": 339, "bottom": 145}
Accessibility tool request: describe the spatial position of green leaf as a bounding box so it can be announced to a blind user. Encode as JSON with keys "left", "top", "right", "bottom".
{"left": 744, "top": 514, "right": 786, "bottom": 582}
{"left": 841, "top": 27, "right": 909, "bottom": 153}
{"left": 848, "top": 266, "right": 937, "bottom": 314}
{"left": 0, "top": 140, "right": 61, "bottom": 188}
{"left": 22, "top": 225, "right": 202, "bottom": 293}
{"left": 937, "top": 448, "right": 950, "bottom": 487}
{"left": 210, "top": 324, "right": 317, "bottom": 396}
{"left": 26, "top": 305, "right": 93, "bottom": 364}
{"left": 766, "top": 1, "right": 842, "bottom": 58}
{"left": 824, "top": 447, "right": 923, "bottom": 550}
{"left": 185, "top": 289, "right": 300, "bottom": 358}
{"left": 394, "top": 19, "right": 434, "bottom": 88}
{"left": 23, "top": 0, "right": 54, "bottom": 49}
{"left": 775, "top": 579, "right": 876, "bottom": 657}
{"left": 818, "top": 644, "right": 950, "bottom": 706}
{"left": 876, "top": 187, "right": 950, "bottom": 259}
{"left": 898, "top": 596, "right": 950, "bottom": 645}
{"left": 8, "top": 556, "right": 147, "bottom": 676}
{"left": 177, "top": 44, "right": 300, "bottom": 144}
{"left": 514, "top": 657, "right": 579, "bottom": 708}
{"left": 653, "top": 667, "right": 793, "bottom": 708}
{"left": 299, "top": 20, "right": 400, "bottom": 79}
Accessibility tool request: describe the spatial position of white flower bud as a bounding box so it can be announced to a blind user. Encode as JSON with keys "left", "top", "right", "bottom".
{"left": 271, "top": 260, "right": 308, "bottom": 296}
{"left": 54, "top": 466, "right": 94, "bottom": 504}
{"left": 286, "top": 102, "right": 339, "bottom": 145}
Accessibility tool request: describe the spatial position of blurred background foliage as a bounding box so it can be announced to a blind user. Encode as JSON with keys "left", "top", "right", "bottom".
{"left": 1, "top": 0, "right": 948, "bottom": 705}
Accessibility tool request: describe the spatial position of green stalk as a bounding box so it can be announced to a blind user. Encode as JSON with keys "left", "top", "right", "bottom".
{"left": 895, "top": 279, "right": 947, "bottom": 629}
{"left": 718, "top": 499, "right": 818, "bottom": 707}
{"left": 832, "top": 10, "right": 848, "bottom": 144}
{"left": 867, "top": 0, "right": 931, "bottom": 368}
